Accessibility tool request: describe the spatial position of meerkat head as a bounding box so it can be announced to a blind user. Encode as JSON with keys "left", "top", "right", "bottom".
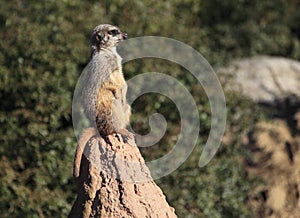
{"left": 90, "top": 24, "right": 127, "bottom": 53}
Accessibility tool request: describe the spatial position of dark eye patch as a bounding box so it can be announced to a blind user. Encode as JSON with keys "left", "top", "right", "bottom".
{"left": 108, "top": 29, "right": 119, "bottom": 36}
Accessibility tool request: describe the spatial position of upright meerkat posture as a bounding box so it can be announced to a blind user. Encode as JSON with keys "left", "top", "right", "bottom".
{"left": 83, "top": 24, "right": 131, "bottom": 135}
{"left": 74, "top": 24, "right": 132, "bottom": 178}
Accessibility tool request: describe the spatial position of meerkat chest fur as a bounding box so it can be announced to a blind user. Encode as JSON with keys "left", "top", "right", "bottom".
{"left": 97, "top": 47, "right": 126, "bottom": 91}
{"left": 93, "top": 47, "right": 129, "bottom": 135}
{"left": 93, "top": 47, "right": 123, "bottom": 77}
{"left": 83, "top": 47, "right": 125, "bottom": 120}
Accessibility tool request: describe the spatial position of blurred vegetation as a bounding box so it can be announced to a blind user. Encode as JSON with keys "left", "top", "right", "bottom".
{"left": 0, "top": 0, "right": 299, "bottom": 217}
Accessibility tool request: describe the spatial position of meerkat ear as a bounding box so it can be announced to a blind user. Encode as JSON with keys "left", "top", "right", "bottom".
{"left": 95, "top": 32, "right": 104, "bottom": 43}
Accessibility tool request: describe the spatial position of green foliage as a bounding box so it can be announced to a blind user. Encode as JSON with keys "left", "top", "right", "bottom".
{"left": 0, "top": 0, "right": 299, "bottom": 217}
{"left": 153, "top": 92, "right": 263, "bottom": 218}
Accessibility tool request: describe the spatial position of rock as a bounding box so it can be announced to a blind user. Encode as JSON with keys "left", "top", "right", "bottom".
{"left": 68, "top": 133, "right": 177, "bottom": 218}
{"left": 219, "top": 56, "right": 300, "bottom": 104}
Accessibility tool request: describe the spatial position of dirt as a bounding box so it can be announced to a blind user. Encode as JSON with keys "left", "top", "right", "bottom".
{"left": 69, "top": 133, "right": 177, "bottom": 218}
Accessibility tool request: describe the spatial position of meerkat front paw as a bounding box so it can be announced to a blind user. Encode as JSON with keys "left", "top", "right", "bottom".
{"left": 115, "top": 129, "right": 135, "bottom": 145}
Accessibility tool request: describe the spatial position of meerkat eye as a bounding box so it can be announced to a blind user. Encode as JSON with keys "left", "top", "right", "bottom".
{"left": 108, "top": 29, "right": 119, "bottom": 36}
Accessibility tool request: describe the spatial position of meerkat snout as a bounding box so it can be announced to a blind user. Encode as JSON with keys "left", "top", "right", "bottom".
{"left": 122, "top": 32, "right": 128, "bottom": 40}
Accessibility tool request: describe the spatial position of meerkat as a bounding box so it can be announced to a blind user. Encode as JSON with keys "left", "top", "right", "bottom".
{"left": 83, "top": 24, "right": 131, "bottom": 135}
{"left": 73, "top": 24, "right": 133, "bottom": 178}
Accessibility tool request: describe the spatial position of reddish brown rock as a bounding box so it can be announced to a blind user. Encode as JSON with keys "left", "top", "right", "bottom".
{"left": 68, "top": 133, "right": 177, "bottom": 218}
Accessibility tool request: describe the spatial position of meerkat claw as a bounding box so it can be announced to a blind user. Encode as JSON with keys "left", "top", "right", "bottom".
{"left": 115, "top": 129, "right": 135, "bottom": 145}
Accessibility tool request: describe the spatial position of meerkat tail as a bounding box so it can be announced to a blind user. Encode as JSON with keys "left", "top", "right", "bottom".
{"left": 73, "top": 127, "right": 98, "bottom": 178}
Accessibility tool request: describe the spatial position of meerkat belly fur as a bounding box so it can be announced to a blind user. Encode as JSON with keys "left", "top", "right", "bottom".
{"left": 73, "top": 24, "right": 132, "bottom": 178}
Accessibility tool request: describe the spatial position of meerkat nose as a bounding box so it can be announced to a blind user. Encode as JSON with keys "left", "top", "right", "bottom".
{"left": 122, "top": 33, "right": 128, "bottom": 40}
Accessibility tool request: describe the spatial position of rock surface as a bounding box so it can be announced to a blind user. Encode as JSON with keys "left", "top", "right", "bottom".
{"left": 219, "top": 56, "right": 300, "bottom": 104}
{"left": 68, "top": 133, "right": 177, "bottom": 218}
